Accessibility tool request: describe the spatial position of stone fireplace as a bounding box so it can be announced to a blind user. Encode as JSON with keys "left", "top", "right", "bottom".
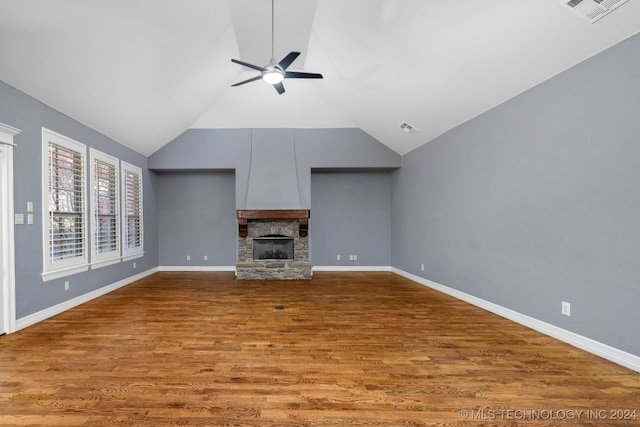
{"left": 236, "top": 210, "right": 312, "bottom": 280}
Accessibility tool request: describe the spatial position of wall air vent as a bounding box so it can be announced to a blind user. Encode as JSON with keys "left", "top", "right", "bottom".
{"left": 561, "top": 0, "right": 630, "bottom": 23}
{"left": 400, "top": 122, "right": 419, "bottom": 135}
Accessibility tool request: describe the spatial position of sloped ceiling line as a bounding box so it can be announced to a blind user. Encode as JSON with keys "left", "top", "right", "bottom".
{"left": 0, "top": 0, "right": 639, "bottom": 156}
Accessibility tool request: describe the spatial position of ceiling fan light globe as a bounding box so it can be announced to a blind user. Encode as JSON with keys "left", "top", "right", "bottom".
{"left": 263, "top": 71, "right": 284, "bottom": 84}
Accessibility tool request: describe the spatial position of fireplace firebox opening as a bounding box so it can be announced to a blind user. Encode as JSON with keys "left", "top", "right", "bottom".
{"left": 253, "top": 235, "right": 294, "bottom": 261}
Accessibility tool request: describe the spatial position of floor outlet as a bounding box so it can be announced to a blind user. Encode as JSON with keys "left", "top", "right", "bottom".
{"left": 562, "top": 301, "right": 571, "bottom": 316}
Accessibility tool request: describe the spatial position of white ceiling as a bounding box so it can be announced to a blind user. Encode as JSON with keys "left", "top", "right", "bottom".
{"left": 1, "top": 0, "right": 639, "bottom": 156}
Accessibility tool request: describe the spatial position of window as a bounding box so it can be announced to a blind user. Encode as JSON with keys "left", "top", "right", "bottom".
{"left": 121, "top": 161, "right": 143, "bottom": 259}
{"left": 90, "top": 149, "right": 120, "bottom": 268}
{"left": 42, "top": 129, "right": 144, "bottom": 279}
{"left": 42, "top": 129, "right": 88, "bottom": 280}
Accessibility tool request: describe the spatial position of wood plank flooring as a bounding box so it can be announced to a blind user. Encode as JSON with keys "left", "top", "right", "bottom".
{"left": 1, "top": 272, "right": 639, "bottom": 426}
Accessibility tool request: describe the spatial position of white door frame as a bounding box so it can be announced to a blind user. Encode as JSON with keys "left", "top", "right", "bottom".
{"left": 0, "top": 122, "right": 21, "bottom": 335}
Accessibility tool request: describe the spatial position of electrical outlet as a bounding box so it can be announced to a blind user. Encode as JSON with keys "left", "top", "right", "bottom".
{"left": 353, "top": 254, "right": 357, "bottom": 261}
{"left": 562, "top": 301, "right": 571, "bottom": 316}
{"left": 133, "top": 262, "right": 136, "bottom": 269}
{"left": 204, "top": 255, "right": 208, "bottom": 261}
{"left": 186, "top": 255, "right": 191, "bottom": 261}
{"left": 64, "top": 281, "right": 69, "bottom": 291}
{"left": 421, "top": 263, "right": 424, "bottom": 271}
{"left": 336, "top": 255, "right": 341, "bottom": 261}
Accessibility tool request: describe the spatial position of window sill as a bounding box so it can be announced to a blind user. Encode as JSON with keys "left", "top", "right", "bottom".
{"left": 42, "top": 264, "right": 89, "bottom": 282}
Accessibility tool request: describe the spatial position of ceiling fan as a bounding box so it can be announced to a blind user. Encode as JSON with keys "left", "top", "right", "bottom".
{"left": 230, "top": 0, "right": 323, "bottom": 95}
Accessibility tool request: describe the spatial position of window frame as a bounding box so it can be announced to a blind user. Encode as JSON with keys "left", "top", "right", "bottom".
{"left": 89, "top": 148, "right": 121, "bottom": 269}
{"left": 121, "top": 161, "right": 144, "bottom": 261}
{"left": 42, "top": 128, "right": 88, "bottom": 281}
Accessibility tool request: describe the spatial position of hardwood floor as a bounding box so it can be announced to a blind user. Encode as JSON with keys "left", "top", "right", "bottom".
{"left": 1, "top": 272, "right": 639, "bottom": 426}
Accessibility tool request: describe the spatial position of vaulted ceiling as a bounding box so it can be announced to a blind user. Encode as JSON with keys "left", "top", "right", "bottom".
{"left": 1, "top": 0, "right": 639, "bottom": 156}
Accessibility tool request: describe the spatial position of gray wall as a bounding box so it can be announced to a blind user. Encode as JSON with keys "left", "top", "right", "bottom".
{"left": 0, "top": 80, "right": 158, "bottom": 319}
{"left": 149, "top": 128, "right": 401, "bottom": 209}
{"left": 311, "top": 171, "right": 392, "bottom": 266}
{"left": 149, "top": 128, "right": 400, "bottom": 266}
{"left": 156, "top": 171, "right": 236, "bottom": 266}
{"left": 391, "top": 33, "right": 640, "bottom": 356}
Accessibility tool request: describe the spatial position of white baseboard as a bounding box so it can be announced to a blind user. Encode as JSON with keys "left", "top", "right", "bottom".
{"left": 392, "top": 268, "right": 640, "bottom": 373}
{"left": 313, "top": 266, "right": 392, "bottom": 272}
{"left": 159, "top": 266, "right": 392, "bottom": 273}
{"left": 158, "top": 266, "right": 236, "bottom": 272}
{"left": 15, "top": 267, "right": 159, "bottom": 332}
{"left": 159, "top": 266, "right": 392, "bottom": 272}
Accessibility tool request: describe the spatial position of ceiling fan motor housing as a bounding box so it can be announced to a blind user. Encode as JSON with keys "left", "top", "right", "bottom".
{"left": 262, "top": 59, "right": 285, "bottom": 84}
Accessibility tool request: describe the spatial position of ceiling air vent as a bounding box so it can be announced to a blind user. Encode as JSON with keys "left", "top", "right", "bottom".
{"left": 561, "top": 0, "right": 630, "bottom": 23}
{"left": 400, "top": 122, "right": 419, "bottom": 135}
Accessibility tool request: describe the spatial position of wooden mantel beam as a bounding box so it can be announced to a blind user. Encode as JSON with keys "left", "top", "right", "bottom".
{"left": 236, "top": 210, "right": 310, "bottom": 237}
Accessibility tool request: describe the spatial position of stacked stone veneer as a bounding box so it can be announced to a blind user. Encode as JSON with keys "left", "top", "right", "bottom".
{"left": 236, "top": 219, "right": 312, "bottom": 280}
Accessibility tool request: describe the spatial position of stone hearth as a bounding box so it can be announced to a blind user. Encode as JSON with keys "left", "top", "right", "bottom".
{"left": 236, "top": 210, "right": 312, "bottom": 280}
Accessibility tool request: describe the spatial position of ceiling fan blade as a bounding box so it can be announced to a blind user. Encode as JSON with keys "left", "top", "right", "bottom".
{"left": 231, "top": 58, "right": 267, "bottom": 72}
{"left": 278, "top": 51, "right": 300, "bottom": 70}
{"left": 284, "top": 71, "right": 323, "bottom": 79}
{"left": 231, "top": 75, "right": 263, "bottom": 87}
{"left": 273, "top": 82, "right": 285, "bottom": 95}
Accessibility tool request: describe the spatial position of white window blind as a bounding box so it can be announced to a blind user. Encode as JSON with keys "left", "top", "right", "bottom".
{"left": 121, "top": 162, "right": 143, "bottom": 259}
{"left": 90, "top": 149, "right": 120, "bottom": 267}
{"left": 42, "top": 129, "right": 88, "bottom": 280}
{"left": 49, "top": 144, "right": 84, "bottom": 261}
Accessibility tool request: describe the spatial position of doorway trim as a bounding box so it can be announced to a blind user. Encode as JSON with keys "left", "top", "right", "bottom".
{"left": 0, "top": 122, "right": 21, "bottom": 335}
